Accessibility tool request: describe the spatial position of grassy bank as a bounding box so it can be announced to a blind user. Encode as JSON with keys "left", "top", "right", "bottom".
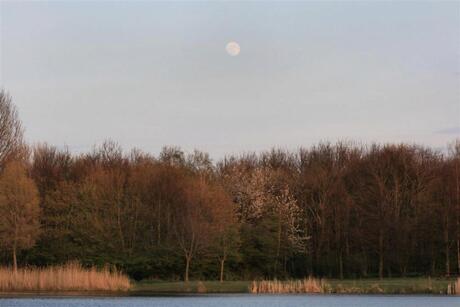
{"left": 327, "top": 277, "right": 455, "bottom": 294}
{"left": 133, "top": 280, "right": 250, "bottom": 294}
{"left": 0, "top": 263, "right": 130, "bottom": 292}
{"left": 133, "top": 277, "right": 458, "bottom": 295}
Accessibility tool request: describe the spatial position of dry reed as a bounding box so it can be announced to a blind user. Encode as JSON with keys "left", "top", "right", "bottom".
{"left": 451, "top": 277, "right": 460, "bottom": 295}
{"left": 196, "top": 281, "right": 207, "bottom": 293}
{"left": 0, "top": 262, "right": 130, "bottom": 292}
{"left": 250, "top": 277, "right": 326, "bottom": 294}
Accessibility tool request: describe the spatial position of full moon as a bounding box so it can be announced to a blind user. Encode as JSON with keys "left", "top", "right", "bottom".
{"left": 226, "top": 41, "right": 240, "bottom": 56}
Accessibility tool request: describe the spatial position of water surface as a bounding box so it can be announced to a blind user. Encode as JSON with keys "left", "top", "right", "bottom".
{"left": 1, "top": 294, "right": 459, "bottom": 307}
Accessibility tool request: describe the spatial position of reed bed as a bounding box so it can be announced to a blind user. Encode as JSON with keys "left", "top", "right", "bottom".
{"left": 250, "top": 277, "right": 326, "bottom": 294}
{"left": 448, "top": 277, "right": 460, "bottom": 295}
{"left": 0, "top": 262, "right": 130, "bottom": 292}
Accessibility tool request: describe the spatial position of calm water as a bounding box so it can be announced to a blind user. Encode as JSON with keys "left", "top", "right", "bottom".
{"left": 0, "top": 295, "right": 459, "bottom": 307}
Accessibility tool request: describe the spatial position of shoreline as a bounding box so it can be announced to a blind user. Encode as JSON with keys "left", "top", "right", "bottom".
{"left": 1, "top": 277, "right": 457, "bottom": 297}
{"left": 0, "top": 292, "right": 458, "bottom": 298}
{"left": 0, "top": 291, "right": 129, "bottom": 298}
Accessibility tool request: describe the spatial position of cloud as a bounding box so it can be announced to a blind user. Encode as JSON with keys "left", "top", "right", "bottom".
{"left": 435, "top": 126, "right": 460, "bottom": 135}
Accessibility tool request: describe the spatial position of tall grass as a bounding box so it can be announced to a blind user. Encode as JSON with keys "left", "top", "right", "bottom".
{"left": 250, "top": 277, "right": 326, "bottom": 294}
{"left": 449, "top": 277, "right": 460, "bottom": 295}
{"left": 0, "top": 262, "right": 130, "bottom": 292}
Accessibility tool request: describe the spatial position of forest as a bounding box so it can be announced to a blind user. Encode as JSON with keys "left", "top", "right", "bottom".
{"left": 0, "top": 91, "right": 459, "bottom": 282}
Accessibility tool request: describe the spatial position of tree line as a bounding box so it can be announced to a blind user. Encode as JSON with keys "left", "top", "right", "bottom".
{"left": 0, "top": 91, "right": 459, "bottom": 280}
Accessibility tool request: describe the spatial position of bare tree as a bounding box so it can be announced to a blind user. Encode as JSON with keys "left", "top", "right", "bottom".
{"left": 449, "top": 140, "right": 460, "bottom": 275}
{"left": 208, "top": 184, "right": 239, "bottom": 282}
{"left": 0, "top": 91, "right": 24, "bottom": 168}
{"left": 0, "top": 161, "right": 40, "bottom": 271}
{"left": 173, "top": 177, "right": 216, "bottom": 282}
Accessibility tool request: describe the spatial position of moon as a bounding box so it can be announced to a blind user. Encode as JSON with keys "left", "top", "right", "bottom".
{"left": 226, "top": 41, "right": 240, "bottom": 56}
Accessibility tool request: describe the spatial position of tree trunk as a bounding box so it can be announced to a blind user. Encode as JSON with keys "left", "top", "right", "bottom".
{"left": 219, "top": 259, "right": 225, "bottom": 283}
{"left": 185, "top": 256, "right": 191, "bottom": 282}
{"left": 457, "top": 238, "right": 460, "bottom": 275}
{"left": 361, "top": 248, "right": 368, "bottom": 277}
{"left": 445, "top": 217, "right": 450, "bottom": 277}
{"left": 379, "top": 229, "right": 384, "bottom": 279}
{"left": 345, "top": 233, "right": 350, "bottom": 277}
{"left": 13, "top": 247, "right": 17, "bottom": 273}
{"left": 338, "top": 250, "right": 344, "bottom": 280}
{"left": 157, "top": 198, "right": 161, "bottom": 246}
{"left": 456, "top": 158, "right": 460, "bottom": 274}
{"left": 275, "top": 217, "right": 282, "bottom": 275}
{"left": 117, "top": 204, "right": 125, "bottom": 252}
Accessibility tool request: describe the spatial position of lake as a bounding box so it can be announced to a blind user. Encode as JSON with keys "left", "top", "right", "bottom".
{"left": 0, "top": 295, "right": 459, "bottom": 307}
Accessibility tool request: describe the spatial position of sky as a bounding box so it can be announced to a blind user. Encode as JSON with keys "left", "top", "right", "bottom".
{"left": 1, "top": 1, "right": 459, "bottom": 158}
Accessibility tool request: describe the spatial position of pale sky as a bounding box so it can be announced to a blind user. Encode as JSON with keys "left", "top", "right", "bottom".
{"left": 1, "top": 1, "right": 459, "bottom": 157}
